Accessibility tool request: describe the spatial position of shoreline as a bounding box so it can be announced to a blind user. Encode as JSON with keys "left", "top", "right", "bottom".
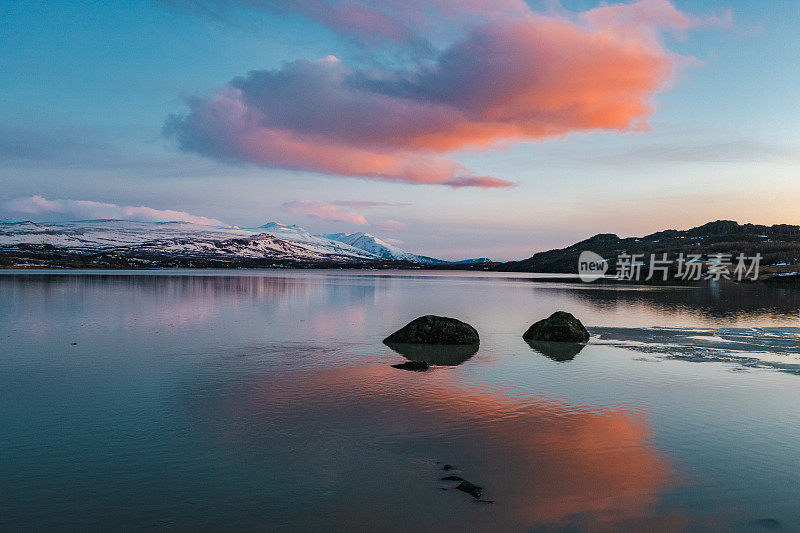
{"left": 1, "top": 264, "right": 797, "bottom": 286}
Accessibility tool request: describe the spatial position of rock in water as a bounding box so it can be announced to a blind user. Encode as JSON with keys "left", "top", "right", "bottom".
{"left": 752, "top": 518, "right": 781, "bottom": 530}
{"left": 456, "top": 481, "right": 483, "bottom": 498}
{"left": 383, "top": 315, "right": 479, "bottom": 345}
{"left": 523, "top": 311, "right": 589, "bottom": 343}
{"left": 390, "top": 360, "right": 430, "bottom": 371}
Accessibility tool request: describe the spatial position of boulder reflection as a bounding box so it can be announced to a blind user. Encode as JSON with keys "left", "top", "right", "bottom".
{"left": 384, "top": 342, "right": 478, "bottom": 366}
{"left": 525, "top": 339, "right": 586, "bottom": 362}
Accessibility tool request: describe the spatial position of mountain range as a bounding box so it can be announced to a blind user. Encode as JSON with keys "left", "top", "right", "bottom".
{"left": 1, "top": 218, "right": 797, "bottom": 278}
{"left": 0, "top": 219, "right": 489, "bottom": 268}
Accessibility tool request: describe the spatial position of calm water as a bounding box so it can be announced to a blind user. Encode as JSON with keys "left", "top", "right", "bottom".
{"left": 2, "top": 270, "right": 800, "bottom": 532}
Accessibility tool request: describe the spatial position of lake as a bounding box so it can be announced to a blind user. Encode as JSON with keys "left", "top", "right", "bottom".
{"left": 2, "top": 270, "right": 800, "bottom": 531}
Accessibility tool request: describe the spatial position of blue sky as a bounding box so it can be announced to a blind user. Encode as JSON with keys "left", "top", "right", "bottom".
{"left": 1, "top": 0, "right": 798, "bottom": 260}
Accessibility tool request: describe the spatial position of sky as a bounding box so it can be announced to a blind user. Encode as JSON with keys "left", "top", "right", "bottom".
{"left": 1, "top": 0, "right": 799, "bottom": 260}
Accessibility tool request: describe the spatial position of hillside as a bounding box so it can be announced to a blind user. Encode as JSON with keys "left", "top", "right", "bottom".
{"left": 501, "top": 220, "right": 800, "bottom": 278}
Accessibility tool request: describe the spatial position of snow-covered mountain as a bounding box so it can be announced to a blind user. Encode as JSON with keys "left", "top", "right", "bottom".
{"left": 0, "top": 220, "right": 382, "bottom": 266}
{"left": 321, "top": 232, "right": 443, "bottom": 264}
{"left": 0, "top": 219, "right": 489, "bottom": 268}
{"left": 450, "top": 257, "right": 493, "bottom": 264}
{"left": 258, "top": 223, "right": 453, "bottom": 264}
{"left": 258, "top": 223, "right": 379, "bottom": 260}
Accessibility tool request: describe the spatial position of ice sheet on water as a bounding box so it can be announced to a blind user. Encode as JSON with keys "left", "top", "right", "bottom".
{"left": 590, "top": 326, "right": 800, "bottom": 373}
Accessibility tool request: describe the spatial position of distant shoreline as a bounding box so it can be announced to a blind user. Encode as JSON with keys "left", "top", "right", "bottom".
{"left": 1, "top": 261, "right": 797, "bottom": 286}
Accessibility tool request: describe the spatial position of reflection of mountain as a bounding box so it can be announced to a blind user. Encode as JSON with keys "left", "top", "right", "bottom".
{"left": 384, "top": 342, "right": 478, "bottom": 366}
{"left": 554, "top": 280, "right": 800, "bottom": 322}
{"left": 525, "top": 340, "right": 585, "bottom": 362}
{"left": 0, "top": 272, "right": 308, "bottom": 330}
{"left": 202, "top": 364, "right": 685, "bottom": 531}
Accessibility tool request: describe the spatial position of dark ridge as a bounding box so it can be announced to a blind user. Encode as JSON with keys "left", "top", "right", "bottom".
{"left": 499, "top": 220, "right": 800, "bottom": 276}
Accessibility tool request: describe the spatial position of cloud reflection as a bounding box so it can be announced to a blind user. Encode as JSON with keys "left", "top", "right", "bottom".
{"left": 212, "top": 363, "right": 685, "bottom": 531}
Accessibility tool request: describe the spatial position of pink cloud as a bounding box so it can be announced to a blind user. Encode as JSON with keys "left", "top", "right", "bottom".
{"left": 5, "top": 195, "right": 224, "bottom": 226}
{"left": 282, "top": 200, "right": 368, "bottom": 225}
{"left": 581, "top": 0, "right": 732, "bottom": 38}
{"left": 165, "top": 0, "right": 717, "bottom": 187}
{"left": 7, "top": 195, "right": 61, "bottom": 214}
{"left": 166, "top": 83, "right": 514, "bottom": 188}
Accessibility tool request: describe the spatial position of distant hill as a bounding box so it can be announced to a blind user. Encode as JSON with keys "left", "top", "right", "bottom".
{"left": 501, "top": 220, "right": 800, "bottom": 277}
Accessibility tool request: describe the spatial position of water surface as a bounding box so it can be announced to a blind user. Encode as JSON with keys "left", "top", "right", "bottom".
{"left": 2, "top": 270, "right": 800, "bottom": 531}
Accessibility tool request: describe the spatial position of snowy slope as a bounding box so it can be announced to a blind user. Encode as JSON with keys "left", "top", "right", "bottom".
{"left": 258, "top": 223, "right": 378, "bottom": 260}
{"left": 321, "top": 232, "right": 444, "bottom": 264}
{"left": 0, "top": 219, "right": 488, "bottom": 266}
{"left": 0, "top": 220, "right": 380, "bottom": 263}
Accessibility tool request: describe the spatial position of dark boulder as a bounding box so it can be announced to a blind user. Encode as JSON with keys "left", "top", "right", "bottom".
{"left": 441, "top": 475, "right": 464, "bottom": 481}
{"left": 752, "top": 518, "right": 781, "bottom": 530}
{"left": 456, "top": 481, "right": 483, "bottom": 498}
{"left": 384, "top": 315, "right": 479, "bottom": 345}
{"left": 523, "top": 311, "right": 589, "bottom": 343}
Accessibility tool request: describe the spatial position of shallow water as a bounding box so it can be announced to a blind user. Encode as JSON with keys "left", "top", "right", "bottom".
{"left": 1, "top": 270, "right": 800, "bottom": 531}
